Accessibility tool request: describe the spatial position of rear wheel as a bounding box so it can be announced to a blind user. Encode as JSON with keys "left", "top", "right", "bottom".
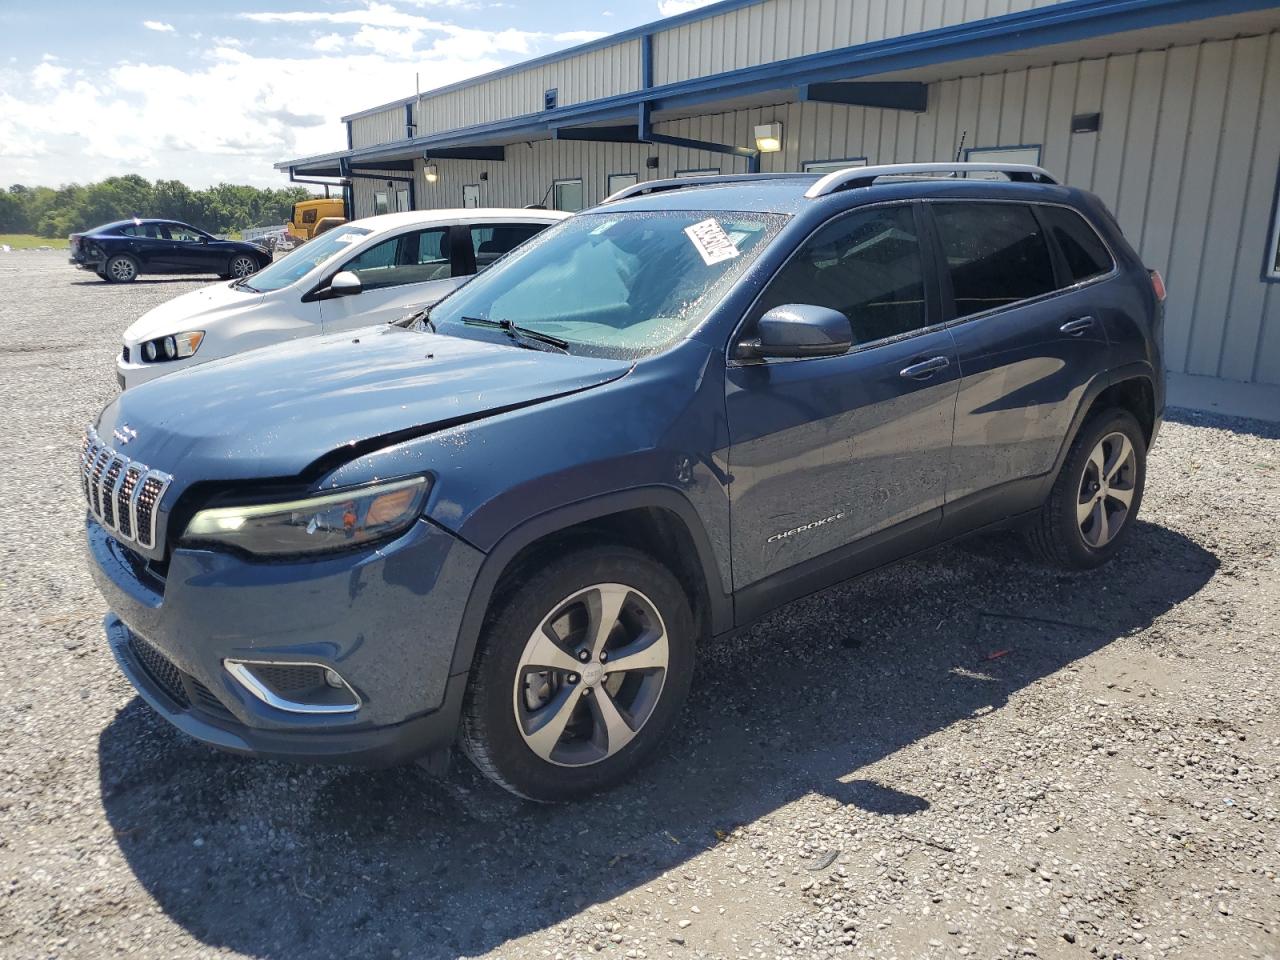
{"left": 104, "top": 255, "right": 139, "bottom": 283}
{"left": 1025, "top": 409, "right": 1146, "bottom": 569}
{"left": 460, "top": 545, "right": 695, "bottom": 802}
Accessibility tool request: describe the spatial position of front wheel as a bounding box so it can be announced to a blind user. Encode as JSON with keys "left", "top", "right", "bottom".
{"left": 227, "top": 255, "right": 258, "bottom": 280}
{"left": 104, "top": 255, "right": 139, "bottom": 283}
{"left": 460, "top": 545, "right": 696, "bottom": 802}
{"left": 1025, "top": 409, "right": 1147, "bottom": 569}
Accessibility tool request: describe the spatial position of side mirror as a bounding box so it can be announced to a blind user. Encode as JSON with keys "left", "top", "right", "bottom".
{"left": 328, "top": 271, "right": 363, "bottom": 297}
{"left": 736, "top": 304, "right": 852, "bottom": 361}
{"left": 199, "top": 236, "right": 208, "bottom": 243}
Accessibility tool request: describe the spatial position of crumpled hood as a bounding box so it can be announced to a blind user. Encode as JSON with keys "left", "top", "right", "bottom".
{"left": 123, "top": 281, "right": 266, "bottom": 343}
{"left": 93, "top": 325, "right": 631, "bottom": 486}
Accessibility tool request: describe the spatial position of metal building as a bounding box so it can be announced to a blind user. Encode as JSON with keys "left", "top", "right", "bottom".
{"left": 277, "top": 0, "right": 1280, "bottom": 418}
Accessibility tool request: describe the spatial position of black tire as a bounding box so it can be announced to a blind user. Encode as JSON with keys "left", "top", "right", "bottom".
{"left": 460, "top": 544, "right": 696, "bottom": 802}
{"left": 1025, "top": 408, "right": 1147, "bottom": 569}
{"left": 227, "top": 254, "right": 258, "bottom": 280}
{"left": 104, "top": 255, "right": 139, "bottom": 283}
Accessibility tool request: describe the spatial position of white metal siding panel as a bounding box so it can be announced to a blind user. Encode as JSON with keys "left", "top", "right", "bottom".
{"left": 350, "top": 107, "right": 407, "bottom": 148}
{"left": 417, "top": 41, "right": 640, "bottom": 137}
{"left": 650, "top": 0, "right": 1078, "bottom": 84}
{"left": 351, "top": 169, "right": 409, "bottom": 219}
{"left": 1225, "top": 33, "right": 1280, "bottom": 384}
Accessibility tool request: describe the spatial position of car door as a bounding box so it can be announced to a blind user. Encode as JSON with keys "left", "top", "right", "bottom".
{"left": 927, "top": 201, "right": 1113, "bottom": 533}
{"left": 159, "top": 222, "right": 220, "bottom": 273}
{"left": 725, "top": 202, "right": 960, "bottom": 609}
{"left": 123, "top": 222, "right": 171, "bottom": 271}
{"left": 318, "top": 224, "right": 461, "bottom": 331}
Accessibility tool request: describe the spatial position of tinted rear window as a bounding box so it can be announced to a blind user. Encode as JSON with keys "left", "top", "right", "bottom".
{"left": 1040, "top": 205, "right": 1114, "bottom": 283}
{"left": 932, "top": 203, "right": 1056, "bottom": 319}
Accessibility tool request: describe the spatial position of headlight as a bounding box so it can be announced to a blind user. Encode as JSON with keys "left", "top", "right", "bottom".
{"left": 140, "top": 330, "right": 203, "bottom": 362}
{"left": 182, "top": 477, "right": 430, "bottom": 557}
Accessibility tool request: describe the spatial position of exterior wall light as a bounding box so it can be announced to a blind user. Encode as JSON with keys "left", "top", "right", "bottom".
{"left": 424, "top": 164, "right": 439, "bottom": 183}
{"left": 753, "top": 122, "right": 783, "bottom": 153}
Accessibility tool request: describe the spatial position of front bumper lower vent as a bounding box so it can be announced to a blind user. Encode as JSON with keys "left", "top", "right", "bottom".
{"left": 80, "top": 427, "right": 171, "bottom": 549}
{"left": 127, "top": 633, "right": 234, "bottom": 721}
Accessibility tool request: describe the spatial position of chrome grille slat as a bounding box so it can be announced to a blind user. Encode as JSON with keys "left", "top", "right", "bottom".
{"left": 101, "top": 458, "right": 124, "bottom": 528}
{"left": 80, "top": 428, "right": 172, "bottom": 550}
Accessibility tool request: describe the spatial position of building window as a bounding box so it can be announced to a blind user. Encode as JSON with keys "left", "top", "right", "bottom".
{"left": 608, "top": 172, "right": 639, "bottom": 196}
{"left": 553, "top": 178, "right": 584, "bottom": 212}
{"left": 675, "top": 168, "right": 718, "bottom": 178}
{"left": 803, "top": 158, "right": 868, "bottom": 174}
{"left": 1268, "top": 171, "right": 1280, "bottom": 281}
{"left": 462, "top": 184, "right": 480, "bottom": 209}
{"left": 964, "top": 145, "right": 1043, "bottom": 179}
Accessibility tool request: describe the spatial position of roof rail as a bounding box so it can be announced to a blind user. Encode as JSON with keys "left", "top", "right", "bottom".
{"left": 602, "top": 173, "right": 814, "bottom": 204}
{"left": 805, "top": 162, "right": 1057, "bottom": 199}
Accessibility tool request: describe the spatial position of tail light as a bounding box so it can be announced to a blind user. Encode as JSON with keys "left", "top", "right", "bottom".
{"left": 1149, "top": 269, "right": 1167, "bottom": 302}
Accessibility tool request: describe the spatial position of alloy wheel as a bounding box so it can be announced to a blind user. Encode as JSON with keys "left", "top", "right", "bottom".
{"left": 108, "top": 258, "right": 136, "bottom": 282}
{"left": 513, "top": 583, "right": 669, "bottom": 767}
{"left": 230, "top": 256, "right": 257, "bottom": 279}
{"left": 1077, "top": 431, "right": 1137, "bottom": 548}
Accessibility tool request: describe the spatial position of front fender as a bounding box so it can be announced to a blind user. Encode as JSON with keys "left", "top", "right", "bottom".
{"left": 444, "top": 485, "right": 732, "bottom": 677}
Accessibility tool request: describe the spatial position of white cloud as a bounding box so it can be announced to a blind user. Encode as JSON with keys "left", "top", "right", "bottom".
{"left": 312, "top": 33, "right": 346, "bottom": 53}
{"left": 30, "top": 61, "right": 68, "bottom": 90}
{"left": 657, "top": 0, "right": 718, "bottom": 15}
{"left": 142, "top": 20, "right": 175, "bottom": 33}
{"left": 0, "top": 2, "right": 622, "bottom": 188}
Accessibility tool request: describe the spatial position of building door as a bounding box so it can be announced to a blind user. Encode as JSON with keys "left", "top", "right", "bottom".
{"left": 395, "top": 187, "right": 411, "bottom": 212}
{"left": 462, "top": 184, "right": 480, "bottom": 208}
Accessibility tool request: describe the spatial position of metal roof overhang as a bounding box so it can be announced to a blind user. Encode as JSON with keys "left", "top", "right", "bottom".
{"left": 277, "top": 0, "right": 1280, "bottom": 176}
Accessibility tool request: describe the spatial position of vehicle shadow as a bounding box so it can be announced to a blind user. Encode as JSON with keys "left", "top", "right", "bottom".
{"left": 70, "top": 277, "right": 220, "bottom": 286}
{"left": 98, "top": 519, "right": 1217, "bottom": 960}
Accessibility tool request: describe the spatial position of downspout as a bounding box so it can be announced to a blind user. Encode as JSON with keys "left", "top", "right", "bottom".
{"left": 637, "top": 32, "right": 760, "bottom": 174}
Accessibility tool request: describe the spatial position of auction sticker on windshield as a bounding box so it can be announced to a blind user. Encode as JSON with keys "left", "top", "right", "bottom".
{"left": 684, "top": 218, "right": 740, "bottom": 266}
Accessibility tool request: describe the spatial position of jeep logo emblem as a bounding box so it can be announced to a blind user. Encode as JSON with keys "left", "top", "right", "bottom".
{"left": 112, "top": 424, "right": 137, "bottom": 445}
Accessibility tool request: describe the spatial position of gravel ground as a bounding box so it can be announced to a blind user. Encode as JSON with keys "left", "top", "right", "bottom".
{"left": 1, "top": 249, "right": 1278, "bottom": 960}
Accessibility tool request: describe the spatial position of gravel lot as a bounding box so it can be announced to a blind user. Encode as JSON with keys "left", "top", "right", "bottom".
{"left": 1, "top": 249, "right": 1278, "bottom": 960}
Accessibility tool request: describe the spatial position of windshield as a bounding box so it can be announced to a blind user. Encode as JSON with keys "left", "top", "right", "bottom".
{"left": 430, "top": 210, "right": 786, "bottom": 358}
{"left": 242, "top": 226, "right": 372, "bottom": 292}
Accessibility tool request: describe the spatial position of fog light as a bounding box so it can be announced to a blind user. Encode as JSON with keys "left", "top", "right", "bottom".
{"left": 324, "top": 668, "right": 344, "bottom": 688}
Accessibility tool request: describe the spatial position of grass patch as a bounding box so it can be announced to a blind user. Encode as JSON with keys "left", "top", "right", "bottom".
{"left": 0, "top": 234, "right": 69, "bottom": 250}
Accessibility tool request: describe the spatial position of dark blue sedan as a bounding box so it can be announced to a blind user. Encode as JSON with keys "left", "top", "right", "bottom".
{"left": 69, "top": 219, "right": 272, "bottom": 283}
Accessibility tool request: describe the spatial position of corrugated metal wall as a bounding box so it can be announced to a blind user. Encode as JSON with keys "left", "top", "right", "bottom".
{"left": 350, "top": 106, "right": 409, "bottom": 149}
{"left": 416, "top": 41, "right": 643, "bottom": 136}
{"left": 351, "top": 169, "right": 412, "bottom": 217}
{"left": 649, "top": 0, "right": 1075, "bottom": 84}
{"left": 394, "top": 33, "right": 1278, "bottom": 387}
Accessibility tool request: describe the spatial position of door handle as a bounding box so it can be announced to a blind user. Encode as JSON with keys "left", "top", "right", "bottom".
{"left": 1060, "top": 316, "right": 1096, "bottom": 336}
{"left": 899, "top": 356, "right": 951, "bottom": 380}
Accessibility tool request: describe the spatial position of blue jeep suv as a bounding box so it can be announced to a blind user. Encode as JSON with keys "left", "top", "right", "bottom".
{"left": 82, "top": 163, "right": 1165, "bottom": 802}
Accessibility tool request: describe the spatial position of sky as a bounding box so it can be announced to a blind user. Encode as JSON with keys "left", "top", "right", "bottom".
{"left": 0, "top": 0, "right": 719, "bottom": 189}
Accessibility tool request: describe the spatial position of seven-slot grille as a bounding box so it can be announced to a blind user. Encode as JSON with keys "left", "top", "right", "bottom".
{"left": 80, "top": 427, "right": 172, "bottom": 549}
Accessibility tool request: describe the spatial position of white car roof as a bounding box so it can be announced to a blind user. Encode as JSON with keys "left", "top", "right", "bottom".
{"left": 346, "top": 208, "right": 570, "bottom": 233}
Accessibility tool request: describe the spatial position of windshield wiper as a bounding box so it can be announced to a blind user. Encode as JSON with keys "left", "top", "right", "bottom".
{"left": 461, "top": 316, "right": 569, "bottom": 353}
{"left": 232, "top": 278, "right": 259, "bottom": 292}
